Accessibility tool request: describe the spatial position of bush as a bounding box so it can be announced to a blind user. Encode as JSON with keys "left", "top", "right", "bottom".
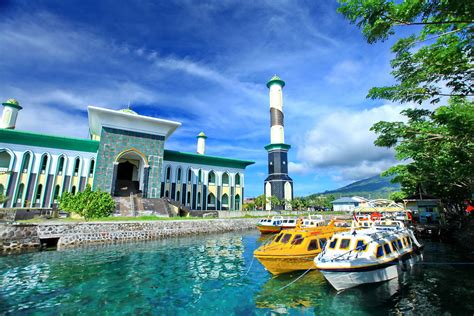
{"left": 59, "top": 185, "right": 115, "bottom": 220}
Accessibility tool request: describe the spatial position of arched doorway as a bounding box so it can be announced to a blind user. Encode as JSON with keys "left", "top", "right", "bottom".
{"left": 114, "top": 149, "right": 148, "bottom": 197}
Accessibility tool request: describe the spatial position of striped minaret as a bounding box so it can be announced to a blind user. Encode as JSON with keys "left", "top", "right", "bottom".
{"left": 264, "top": 75, "right": 293, "bottom": 210}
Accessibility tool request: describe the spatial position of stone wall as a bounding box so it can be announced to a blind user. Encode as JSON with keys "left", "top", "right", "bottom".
{"left": 1, "top": 218, "right": 259, "bottom": 251}
{"left": 0, "top": 223, "right": 40, "bottom": 251}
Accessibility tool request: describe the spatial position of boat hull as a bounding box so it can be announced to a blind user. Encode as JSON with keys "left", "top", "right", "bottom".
{"left": 255, "top": 255, "right": 317, "bottom": 275}
{"left": 257, "top": 226, "right": 281, "bottom": 234}
{"left": 320, "top": 264, "right": 398, "bottom": 291}
{"left": 319, "top": 254, "right": 421, "bottom": 291}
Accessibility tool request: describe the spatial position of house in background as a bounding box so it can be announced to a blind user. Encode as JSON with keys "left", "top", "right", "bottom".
{"left": 331, "top": 197, "right": 361, "bottom": 212}
{"left": 403, "top": 195, "right": 441, "bottom": 224}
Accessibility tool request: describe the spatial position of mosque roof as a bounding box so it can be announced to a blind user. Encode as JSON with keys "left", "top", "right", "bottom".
{"left": 197, "top": 132, "right": 207, "bottom": 138}
{"left": 0, "top": 128, "right": 99, "bottom": 153}
{"left": 266, "top": 75, "right": 285, "bottom": 88}
{"left": 164, "top": 150, "right": 254, "bottom": 169}
{"left": 2, "top": 98, "right": 22, "bottom": 110}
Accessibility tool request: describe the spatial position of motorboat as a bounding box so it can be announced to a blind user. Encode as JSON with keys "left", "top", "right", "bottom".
{"left": 256, "top": 216, "right": 297, "bottom": 234}
{"left": 254, "top": 220, "right": 350, "bottom": 275}
{"left": 314, "top": 220, "right": 423, "bottom": 291}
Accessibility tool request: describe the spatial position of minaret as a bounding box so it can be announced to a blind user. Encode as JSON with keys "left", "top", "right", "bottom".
{"left": 1, "top": 98, "right": 22, "bottom": 129}
{"left": 264, "top": 75, "right": 293, "bottom": 210}
{"left": 196, "top": 132, "right": 207, "bottom": 155}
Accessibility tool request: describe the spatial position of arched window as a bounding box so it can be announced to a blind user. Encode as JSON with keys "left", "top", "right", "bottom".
{"left": 207, "top": 193, "right": 216, "bottom": 208}
{"left": 222, "top": 173, "right": 229, "bottom": 186}
{"left": 176, "top": 167, "right": 182, "bottom": 182}
{"left": 166, "top": 166, "right": 171, "bottom": 182}
{"left": 71, "top": 186, "right": 76, "bottom": 195}
{"left": 53, "top": 185, "right": 60, "bottom": 202}
{"left": 73, "top": 157, "right": 80, "bottom": 176}
{"left": 35, "top": 184, "right": 43, "bottom": 203}
{"left": 235, "top": 194, "right": 241, "bottom": 210}
{"left": 40, "top": 155, "right": 48, "bottom": 174}
{"left": 208, "top": 171, "right": 216, "bottom": 184}
{"left": 222, "top": 194, "right": 229, "bottom": 209}
{"left": 197, "top": 192, "right": 201, "bottom": 207}
{"left": 16, "top": 183, "right": 24, "bottom": 204}
{"left": 57, "top": 156, "right": 65, "bottom": 175}
{"left": 21, "top": 152, "right": 31, "bottom": 173}
{"left": 187, "top": 168, "right": 192, "bottom": 183}
{"left": 235, "top": 173, "right": 241, "bottom": 186}
{"left": 165, "top": 190, "right": 169, "bottom": 198}
{"left": 0, "top": 150, "right": 12, "bottom": 171}
{"left": 89, "top": 160, "right": 95, "bottom": 176}
{"left": 176, "top": 191, "right": 181, "bottom": 203}
{"left": 187, "top": 191, "right": 191, "bottom": 206}
{"left": 198, "top": 170, "right": 202, "bottom": 184}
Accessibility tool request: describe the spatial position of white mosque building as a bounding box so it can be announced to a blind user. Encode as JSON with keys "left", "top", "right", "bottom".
{"left": 0, "top": 98, "right": 253, "bottom": 211}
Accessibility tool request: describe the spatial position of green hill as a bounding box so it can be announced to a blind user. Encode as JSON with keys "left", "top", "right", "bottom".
{"left": 309, "top": 175, "right": 400, "bottom": 199}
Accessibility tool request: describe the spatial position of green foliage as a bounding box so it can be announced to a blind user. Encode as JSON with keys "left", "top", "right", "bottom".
{"left": 338, "top": 0, "right": 473, "bottom": 104}
{"left": 59, "top": 185, "right": 116, "bottom": 220}
{"left": 338, "top": 0, "right": 474, "bottom": 212}
{"left": 0, "top": 193, "right": 7, "bottom": 204}
{"left": 268, "top": 195, "right": 282, "bottom": 209}
{"left": 243, "top": 202, "right": 255, "bottom": 211}
{"left": 372, "top": 98, "right": 474, "bottom": 209}
{"left": 389, "top": 191, "right": 408, "bottom": 202}
{"left": 254, "top": 194, "right": 266, "bottom": 210}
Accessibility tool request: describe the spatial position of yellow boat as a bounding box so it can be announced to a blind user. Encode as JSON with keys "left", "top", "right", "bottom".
{"left": 253, "top": 220, "right": 349, "bottom": 275}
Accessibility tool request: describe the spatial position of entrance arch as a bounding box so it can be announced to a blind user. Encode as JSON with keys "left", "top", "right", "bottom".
{"left": 113, "top": 148, "right": 149, "bottom": 197}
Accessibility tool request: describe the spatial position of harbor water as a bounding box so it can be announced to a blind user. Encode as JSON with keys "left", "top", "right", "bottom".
{"left": 1, "top": 230, "right": 473, "bottom": 315}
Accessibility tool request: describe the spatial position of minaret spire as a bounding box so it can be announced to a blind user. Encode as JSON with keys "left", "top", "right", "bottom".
{"left": 264, "top": 75, "right": 293, "bottom": 210}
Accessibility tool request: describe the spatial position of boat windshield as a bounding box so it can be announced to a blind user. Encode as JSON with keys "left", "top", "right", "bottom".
{"left": 281, "top": 234, "right": 292, "bottom": 244}
{"left": 291, "top": 234, "right": 303, "bottom": 245}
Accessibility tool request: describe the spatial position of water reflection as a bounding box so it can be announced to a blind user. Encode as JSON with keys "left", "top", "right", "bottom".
{"left": 1, "top": 232, "right": 474, "bottom": 315}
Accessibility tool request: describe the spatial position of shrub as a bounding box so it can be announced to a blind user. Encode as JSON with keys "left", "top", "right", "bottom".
{"left": 59, "top": 185, "right": 115, "bottom": 220}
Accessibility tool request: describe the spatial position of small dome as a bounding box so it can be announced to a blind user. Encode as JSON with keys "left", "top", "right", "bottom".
{"left": 266, "top": 74, "right": 285, "bottom": 88}
{"left": 197, "top": 131, "right": 207, "bottom": 138}
{"left": 118, "top": 108, "right": 138, "bottom": 115}
{"left": 2, "top": 98, "right": 22, "bottom": 109}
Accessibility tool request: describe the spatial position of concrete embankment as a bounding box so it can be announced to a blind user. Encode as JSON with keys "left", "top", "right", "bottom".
{"left": 0, "top": 218, "right": 259, "bottom": 252}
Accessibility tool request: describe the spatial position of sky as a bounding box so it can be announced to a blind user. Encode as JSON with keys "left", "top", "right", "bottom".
{"left": 0, "top": 0, "right": 411, "bottom": 197}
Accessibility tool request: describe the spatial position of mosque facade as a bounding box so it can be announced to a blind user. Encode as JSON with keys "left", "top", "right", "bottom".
{"left": 0, "top": 99, "right": 253, "bottom": 211}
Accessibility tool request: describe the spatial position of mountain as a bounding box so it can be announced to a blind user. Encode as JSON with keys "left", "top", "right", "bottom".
{"left": 309, "top": 175, "right": 400, "bottom": 199}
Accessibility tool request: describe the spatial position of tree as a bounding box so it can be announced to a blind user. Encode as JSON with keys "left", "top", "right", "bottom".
{"left": 389, "top": 191, "right": 408, "bottom": 202}
{"left": 243, "top": 202, "right": 255, "bottom": 211}
{"left": 338, "top": 0, "right": 474, "bottom": 213}
{"left": 254, "top": 194, "right": 266, "bottom": 210}
{"left": 59, "top": 185, "right": 116, "bottom": 220}
{"left": 269, "top": 195, "right": 282, "bottom": 210}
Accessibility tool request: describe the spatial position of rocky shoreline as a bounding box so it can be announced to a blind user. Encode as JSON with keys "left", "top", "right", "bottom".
{"left": 0, "top": 218, "right": 260, "bottom": 252}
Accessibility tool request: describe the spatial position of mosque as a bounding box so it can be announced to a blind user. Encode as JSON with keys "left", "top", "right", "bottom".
{"left": 0, "top": 98, "right": 254, "bottom": 211}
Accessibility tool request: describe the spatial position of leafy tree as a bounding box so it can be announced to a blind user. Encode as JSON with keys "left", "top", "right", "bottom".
{"left": 338, "top": 0, "right": 474, "bottom": 213}
{"left": 268, "top": 195, "right": 282, "bottom": 210}
{"left": 243, "top": 202, "right": 255, "bottom": 211}
{"left": 389, "top": 191, "right": 408, "bottom": 202}
{"left": 59, "top": 185, "right": 116, "bottom": 220}
{"left": 254, "top": 194, "right": 266, "bottom": 210}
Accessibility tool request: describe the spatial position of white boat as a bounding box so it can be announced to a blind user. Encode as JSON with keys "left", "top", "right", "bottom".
{"left": 314, "top": 220, "right": 422, "bottom": 291}
{"left": 301, "top": 215, "right": 326, "bottom": 228}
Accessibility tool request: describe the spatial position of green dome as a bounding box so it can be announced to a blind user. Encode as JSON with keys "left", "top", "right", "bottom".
{"left": 197, "top": 131, "right": 207, "bottom": 139}
{"left": 266, "top": 75, "right": 285, "bottom": 88}
{"left": 118, "top": 108, "right": 138, "bottom": 115}
{"left": 2, "top": 98, "right": 22, "bottom": 110}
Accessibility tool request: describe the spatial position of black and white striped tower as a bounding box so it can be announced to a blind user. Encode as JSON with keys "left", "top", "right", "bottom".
{"left": 264, "top": 75, "right": 293, "bottom": 210}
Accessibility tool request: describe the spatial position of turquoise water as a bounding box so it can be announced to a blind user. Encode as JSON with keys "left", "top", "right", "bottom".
{"left": 1, "top": 230, "right": 474, "bottom": 315}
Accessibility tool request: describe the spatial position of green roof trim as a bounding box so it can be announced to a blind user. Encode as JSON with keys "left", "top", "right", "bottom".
{"left": 264, "top": 143, "right": 291, "bottom": 151}
{"left": 2, "top": 98, "right": 22, "bottom": 110}
{"left": 266, "top": 75, "right": 285, "bottom": 88}
{"left": 0, "top": 129, "right": 99, "bottom": 153}
{"left": 164, "top": 150, "right": 254, "bottom": 169}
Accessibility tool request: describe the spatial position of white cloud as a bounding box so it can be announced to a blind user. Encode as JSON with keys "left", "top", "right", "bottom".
{"left": 295, "top": 103, "right": 408, "bottom": 181}
{"left": 325, "top": 60, "right": 363, "bottom": 85}
{"left": 288, "top": 162, "right": 309, "bottom": 174}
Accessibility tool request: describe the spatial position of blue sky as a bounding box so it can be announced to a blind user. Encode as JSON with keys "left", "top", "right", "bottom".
{"left": 0, "top": 0, "right": 409, "bottom": 197}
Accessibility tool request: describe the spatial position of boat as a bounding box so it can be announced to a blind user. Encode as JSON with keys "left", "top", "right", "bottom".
{"left": 253, "top": 220, "right": 350, "bottom": 275}
{"left": 314, "top": 220, "right": 423, "bottom": 291}
{"left": 256, "top": 216, "right": 298, "bottom": 234}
